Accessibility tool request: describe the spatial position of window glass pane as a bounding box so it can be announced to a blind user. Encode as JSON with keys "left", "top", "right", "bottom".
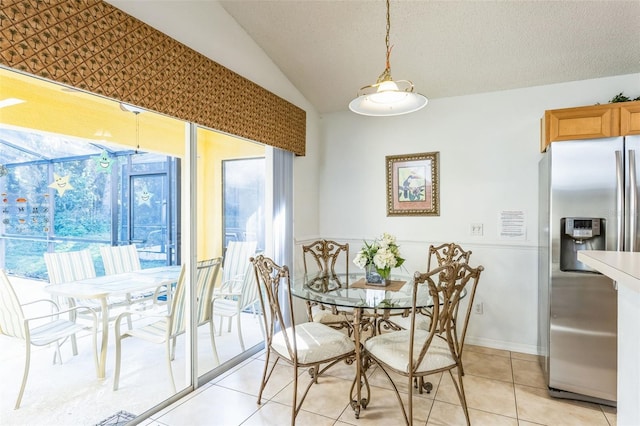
{"left": 0, "top": 131, "right": 179, "bottom": 278}
{"left": 1, "top": 163, "right": 49, "bottom": 236}
{"left": 0, "top": 126, "right": 108, "bottom": 164}
{"left": 223, "top": 158, "right": 265, "bottom": 252}
{"left": 51, "top": 158, "right": 114, "bottom": 239}
{"left": 131, "top": 153, "right": 170, "bottom": 172}
{"left": 2, "top": 239, "right": 48, "bottom": 278}
{"left": 131, "top": 173, "right": 168, "bottom": 267}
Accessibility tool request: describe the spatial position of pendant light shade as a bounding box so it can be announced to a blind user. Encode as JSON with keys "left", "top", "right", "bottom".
{"left": 349, "top": 0, "right": 427, "bottom": 116}
{"left": 349, "top": 81, "right": 428, "bottom": 116}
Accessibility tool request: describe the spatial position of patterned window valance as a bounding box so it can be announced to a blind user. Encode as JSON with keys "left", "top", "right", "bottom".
{"left": 0, "top": 0, "right": 306, "bottom": 155}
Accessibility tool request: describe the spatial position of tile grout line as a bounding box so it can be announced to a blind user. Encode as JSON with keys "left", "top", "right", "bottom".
{"left": 423, "top": 371, "right": 441, "bottom": 424}
{"left": 509, "top": 350, "right": 522, "bottom": 423}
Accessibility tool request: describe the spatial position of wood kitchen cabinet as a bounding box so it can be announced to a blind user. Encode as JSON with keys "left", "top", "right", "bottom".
{"left": 621, "top": 102, "right": 640, "bottom": 136}
{"left": 541, "top": 100, "right": 640, "bottom": 152}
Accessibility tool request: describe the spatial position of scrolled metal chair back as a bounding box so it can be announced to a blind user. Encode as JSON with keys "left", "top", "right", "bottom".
{"left": 251, "top": 254, "right": 297, "bottom": 359}
{"left": 412, "top": 262, "right": 483, "bottom": 371}
{"left": 302, "top": 239, "right": 349, "bottom": 278}
{"left": 427, "top": 242, "right": 472, "bottom": 271}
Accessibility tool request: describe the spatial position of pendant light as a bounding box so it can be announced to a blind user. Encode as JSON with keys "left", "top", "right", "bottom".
{"left": 349, "top": 0, "right": 428, "bottom": 116}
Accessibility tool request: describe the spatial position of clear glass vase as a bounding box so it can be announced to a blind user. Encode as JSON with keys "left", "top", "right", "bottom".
{"left": 365, "top": 263, "right": 389, "bottom": 286}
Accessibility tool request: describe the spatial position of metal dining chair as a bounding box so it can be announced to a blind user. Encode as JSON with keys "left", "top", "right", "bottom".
{"left": 251, "top": 254, "right": 356, "bottom": 425}
{"left": 390, "top": 242, "right": 473, "bottom": 336}
{"left": 301, "top": 239, "right": 351, "bottom": 327}
{"left": 393, "top": 242, "right": 477, "bottom": 392}
{"left": 364, "top": 262, "right": 484, "bottom": 425}
{"left": 427, "top": 242, "right": 473, "bottom": 270}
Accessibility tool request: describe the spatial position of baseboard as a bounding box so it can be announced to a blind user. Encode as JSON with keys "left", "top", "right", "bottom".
{"left": 465, "top": 336, "right": 541, "bottom": 356}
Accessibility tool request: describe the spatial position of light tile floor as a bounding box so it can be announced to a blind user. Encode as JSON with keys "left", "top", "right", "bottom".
{"left": 141, "top": 345, "right": 617, "bottom": 426}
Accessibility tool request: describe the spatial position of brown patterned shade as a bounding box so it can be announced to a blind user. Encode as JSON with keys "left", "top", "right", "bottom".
{"left": 0, "top": 0, "right": 306, "bottom": 155}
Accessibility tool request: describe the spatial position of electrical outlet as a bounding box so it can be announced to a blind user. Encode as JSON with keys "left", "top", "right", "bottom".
{"left": 474, "top": 302, "right": 483, "bottom": 315}
{"left": 470, "top": 223, "right": 483, "bottom": 236}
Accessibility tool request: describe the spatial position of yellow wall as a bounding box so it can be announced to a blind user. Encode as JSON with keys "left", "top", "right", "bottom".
{"left": 1, "top": 68, "right": 264, "bottom": 261}
{"left": 1, "top": 69, "right": 185, "bottom": 157}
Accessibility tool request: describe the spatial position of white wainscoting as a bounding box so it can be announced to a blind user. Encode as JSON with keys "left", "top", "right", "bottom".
{"left": 294, "top": 237, "right": 539, "bottom": 355}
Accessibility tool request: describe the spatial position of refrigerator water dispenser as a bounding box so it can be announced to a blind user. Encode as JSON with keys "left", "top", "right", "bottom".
{"left": 560, "top": 217, "right": 606, "bottom": 272}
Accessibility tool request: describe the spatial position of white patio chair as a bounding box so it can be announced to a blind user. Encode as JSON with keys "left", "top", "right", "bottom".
{"left": 220, "top": 240, "right": 257, "bottom": 290}
{"left": 100, "top": 244, "right": 142, "bottom": 275}
{"left": 45, "top": 249, "right": 129, "bottom": 324}
{"left": 100, "top": 244, "right": 166, "bottom": 306}
{"left": 211, "top": 258, "right": 263, "bottom": 351}
{"left": 212, "top": 241, "right": 258, "bottom": 346}
{"left": 113, "top": 257, "right": 222, "bottom": 392}
{"left": 44, "top": 249, "right": 97, "bottom": 285}
{"left": 0, "top": 269, "right": 98, "bottom": 409}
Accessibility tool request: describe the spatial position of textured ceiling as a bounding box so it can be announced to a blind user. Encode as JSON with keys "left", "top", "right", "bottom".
{"left": 111, "top": 1, "right": 640, "bottom": 114}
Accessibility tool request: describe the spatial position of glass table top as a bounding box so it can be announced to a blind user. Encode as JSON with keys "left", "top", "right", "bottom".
{"left": 290, "top": 271, "right": 434, "bottom": 310}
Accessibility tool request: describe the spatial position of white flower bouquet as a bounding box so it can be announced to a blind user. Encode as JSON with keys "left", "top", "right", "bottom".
{"left": 353, "top": 233, "right": 405, "bottom": 280}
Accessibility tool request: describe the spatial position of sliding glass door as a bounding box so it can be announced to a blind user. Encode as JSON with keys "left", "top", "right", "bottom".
{"left": 0, "top": 66, "right": 290, "bottom": 425}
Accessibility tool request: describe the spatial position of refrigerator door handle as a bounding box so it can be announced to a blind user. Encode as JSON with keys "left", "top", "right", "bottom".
{"left": 629, "top": 149, "right": 638, "bottom": 252}
{"left": 616, "top": 150, "right": 624, "bottom": 251}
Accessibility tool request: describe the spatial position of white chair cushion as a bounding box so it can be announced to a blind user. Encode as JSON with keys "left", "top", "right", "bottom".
{"left": 272, "top": 322, "right": 354, "bottom": 364}
{"left": 310, "top": 305, "right": 350, "bottom": 323}
{"left": 364, "top": 329, "right": 455, "bottom": 374}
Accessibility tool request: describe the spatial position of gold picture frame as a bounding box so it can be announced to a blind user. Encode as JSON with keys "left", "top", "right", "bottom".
{"left": 386, "top": 152, "right": 440, "bottom": 216}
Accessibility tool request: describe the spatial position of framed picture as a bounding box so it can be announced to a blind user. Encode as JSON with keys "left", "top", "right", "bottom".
{"left": 386, "top": 152, "right": 440, "bottom": 216}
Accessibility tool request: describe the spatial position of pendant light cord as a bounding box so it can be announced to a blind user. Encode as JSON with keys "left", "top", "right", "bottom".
{"left": 349, "top": 0, "right": 428, "bottom": 115}
{"left": 378, "top": 0, "right": 393, "bottom": 84}
{"left": 134, "top": 111, "right": 140, "bottom": 154}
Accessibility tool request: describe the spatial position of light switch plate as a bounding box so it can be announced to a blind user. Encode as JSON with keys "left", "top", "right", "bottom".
{"left": 470, "top": 223, "right": 483, "bottom": 236}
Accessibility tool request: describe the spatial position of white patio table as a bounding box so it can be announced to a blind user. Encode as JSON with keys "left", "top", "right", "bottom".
{"left": 44, "top": 265, "right": 182, "bottom": 378}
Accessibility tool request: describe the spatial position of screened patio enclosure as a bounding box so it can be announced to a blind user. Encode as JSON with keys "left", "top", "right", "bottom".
{"left": 0, "top": 125, "right": 180, "bottom": 280}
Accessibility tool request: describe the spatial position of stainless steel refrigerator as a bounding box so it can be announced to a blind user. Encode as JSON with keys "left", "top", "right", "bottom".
{"left": 538, "top": 135, "right": 640, "bottom": 406}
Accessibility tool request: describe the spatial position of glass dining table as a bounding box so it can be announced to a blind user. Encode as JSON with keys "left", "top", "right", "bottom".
{"left": 290, "top": 271, "right": 436, "bottom": 419}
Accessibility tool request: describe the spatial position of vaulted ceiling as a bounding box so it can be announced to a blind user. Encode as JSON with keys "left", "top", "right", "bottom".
{"left": 110, "top": 1, "right": 640, "bottom": 114}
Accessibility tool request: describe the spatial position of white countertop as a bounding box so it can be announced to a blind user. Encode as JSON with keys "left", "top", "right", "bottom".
{"left": 578, "top": 250, "right": 640, "bottom": 426}
{"left": 577, "top": 251, "right": 640, "bottom": 293}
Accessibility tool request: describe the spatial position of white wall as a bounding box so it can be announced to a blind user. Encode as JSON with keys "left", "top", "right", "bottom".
{"left": 313, "top": 73, "right": 640, "bottom": 354}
